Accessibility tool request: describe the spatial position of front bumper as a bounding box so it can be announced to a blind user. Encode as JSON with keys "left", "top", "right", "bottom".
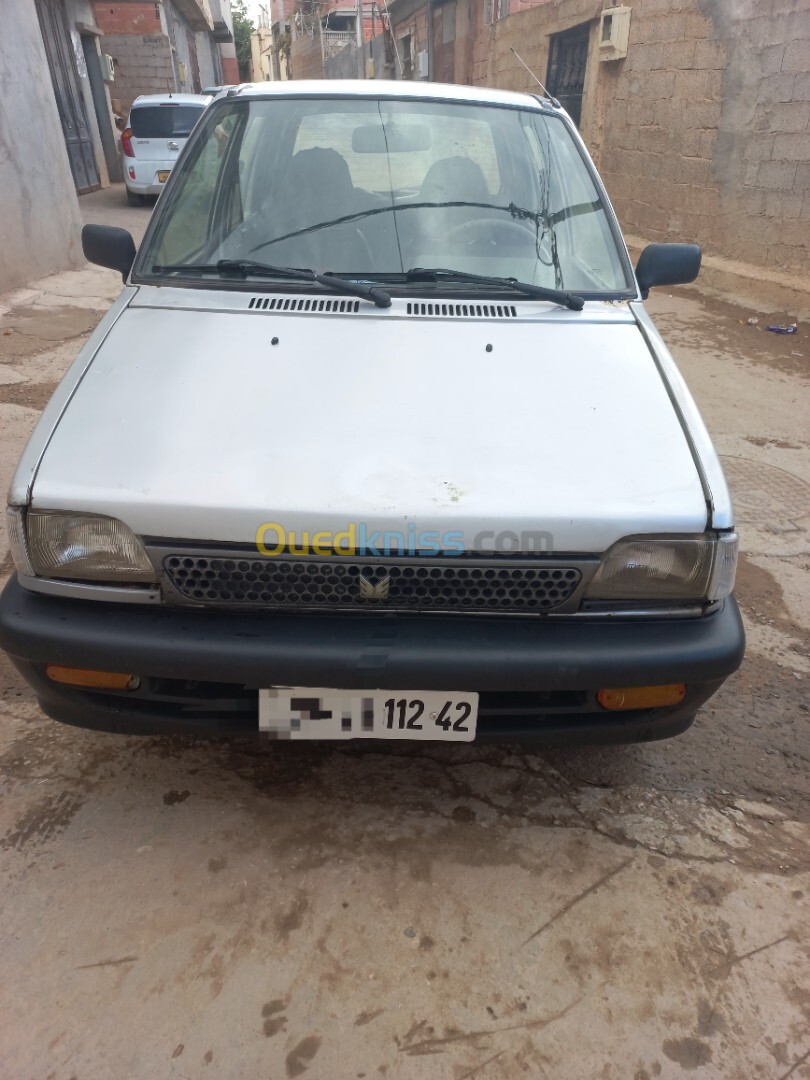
{"left": 0, "top": 576, "right": 744, "bottom": 743}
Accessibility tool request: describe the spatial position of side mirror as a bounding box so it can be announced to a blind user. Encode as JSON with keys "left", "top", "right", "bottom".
{"left": 82, "top": 224, "right": 137, "bottom": 283}
{"left": 635, "top": 243, "right": 701, "bottom": 299}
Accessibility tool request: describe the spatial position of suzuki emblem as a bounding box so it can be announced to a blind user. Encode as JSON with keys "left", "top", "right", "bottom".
{"left": 357, "top": 573, "right": 391, "bottom": 600}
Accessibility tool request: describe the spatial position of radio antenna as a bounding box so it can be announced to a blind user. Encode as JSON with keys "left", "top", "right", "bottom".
{"left": 510, "top": 47, "right": 560, "bottom": 106}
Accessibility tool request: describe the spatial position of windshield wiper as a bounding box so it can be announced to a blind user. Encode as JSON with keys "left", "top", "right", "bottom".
{"left": 150, "top": 259, "right": 391, "bottom": 308}
{"left": 405, "top": 268, "right": 584, "bottom": 310}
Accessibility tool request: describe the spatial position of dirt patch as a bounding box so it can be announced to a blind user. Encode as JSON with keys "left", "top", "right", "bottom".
{"left": 744, "top": 436, "right": 806, "bottom": 450}
{"left": 0, "top": 379, "right": 59, "bottom": 411}
{"left": 0, "top": 790, "right": 84, "bottom": 850}
{"left": 162, "top": 789, "right": 191, "bottom": 805}
{"left": 0, "top": 646, "right": 35, "bottom": 706}
{"left": 0, "top": 305, "right": 103, "bottom": 361}
{"left": 652, "top": 291, "right": 808, "bottom": 381}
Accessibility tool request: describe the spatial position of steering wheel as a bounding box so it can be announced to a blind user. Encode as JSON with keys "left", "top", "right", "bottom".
{"left": 351, "top": 225, "right": 374, "bottom": 267}
{"left": 446, "top": 216, "right": 539, "bottom": 249}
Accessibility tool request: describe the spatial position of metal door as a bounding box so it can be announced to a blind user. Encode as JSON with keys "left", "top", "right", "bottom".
{"left": 546, "top": 23, "right": 590, "bottom": 129}
{"left": 35, "top": 0, "right": 100, "bottom": 193}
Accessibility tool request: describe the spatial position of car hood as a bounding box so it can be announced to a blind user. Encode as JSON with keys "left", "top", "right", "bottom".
{"left": 31, "top": 294, "right": 709, "bottom": 553}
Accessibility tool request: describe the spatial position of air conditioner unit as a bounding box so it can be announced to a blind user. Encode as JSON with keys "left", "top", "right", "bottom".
{"left": 415, "top": 49, "right": 428, "bottom": 78}
{"left": 101, "top": 53, "right": 115, "bottom": 82}
{"left": 599, "top": 5, "right": 631, "bottom": 61}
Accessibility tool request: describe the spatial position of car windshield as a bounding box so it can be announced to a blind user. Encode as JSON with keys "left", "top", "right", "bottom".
{"left": 130, "top": 104, "right": 205, "bottom": 138}
{"left": 139, "top": 95, "right": 632, "bottom": 295}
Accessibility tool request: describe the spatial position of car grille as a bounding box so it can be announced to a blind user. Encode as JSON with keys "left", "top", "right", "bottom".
{"left": 161, "top": 554, "right": 584, "bottom": 613}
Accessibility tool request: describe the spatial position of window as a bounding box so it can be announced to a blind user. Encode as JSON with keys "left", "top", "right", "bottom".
{"left": 484, "top": 0, "right": 508, "bottom": 24}
{"left": 150, "top": 109, "right": 241, "bottom": 265}
{"left": 130, "top": 104, "right": 205, "bottom": 138}
{"left": 546, "top": 23, "right": 591, "bottom": 129}
{"left": 401, "top": 33, "right": 413, "bottom": 78}
{"left": 139, "top": 96, "right": 630, "bottom": 294}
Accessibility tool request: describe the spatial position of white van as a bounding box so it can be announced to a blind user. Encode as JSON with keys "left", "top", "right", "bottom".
{"left": 121, "top": 93, "right": 210, "bottom": 205}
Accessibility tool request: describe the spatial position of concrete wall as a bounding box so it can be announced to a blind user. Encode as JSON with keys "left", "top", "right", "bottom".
{"left": 326, "top": 37, "right": 362, "bottom": 79}
{"left": 290, "top": 28, "right": 326, "bottom": 80}
{"left": 166, "top": 0, "right": 201, "bottom": 91}
{"left": 194, "top": 30, "right": 219, "bottom": 88}
{"left": 0, "top": 0, "right": 84, "bottom": 292}
{"left": 326, "top": 32, "right": 391, "bottom": 79}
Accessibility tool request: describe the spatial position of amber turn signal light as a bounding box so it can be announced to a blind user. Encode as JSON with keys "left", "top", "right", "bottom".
{"left": 597, "top": 684, "right": 686, "bottom": 710}
{"left": 46, "top": 666, "right": 139, "bottom": 691}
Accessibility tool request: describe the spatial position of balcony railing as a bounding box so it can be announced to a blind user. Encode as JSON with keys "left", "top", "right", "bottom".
{"left": 322, "top": 29, "right": 354, "bottom": 57}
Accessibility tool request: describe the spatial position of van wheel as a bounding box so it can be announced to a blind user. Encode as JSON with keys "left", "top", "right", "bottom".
{"left": 126, "top": 189, "right": 144, "bottom": 207}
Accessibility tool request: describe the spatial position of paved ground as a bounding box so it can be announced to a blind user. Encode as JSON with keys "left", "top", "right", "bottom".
{"left": 0, "top": 186, "right": 808, "bottom": 1080}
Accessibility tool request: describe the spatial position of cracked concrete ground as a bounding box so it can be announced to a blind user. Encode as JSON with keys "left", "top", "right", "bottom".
{"left": 0, "top": 187, "right": 808, "bottom": 1080}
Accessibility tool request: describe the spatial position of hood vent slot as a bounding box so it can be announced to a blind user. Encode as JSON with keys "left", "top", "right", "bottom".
{"left": 406, "top": 301, "right": 518, "bottom": 318}
{"left": 248, "top": 296, "right": 360, "bottom": 313}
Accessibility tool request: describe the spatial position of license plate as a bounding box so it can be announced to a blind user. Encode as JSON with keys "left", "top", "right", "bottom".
{"left": 157, "top": 170, "right": 171, "bottom": 183}
{"left": 259, "top": 688, "right": 478, "bottom": 742}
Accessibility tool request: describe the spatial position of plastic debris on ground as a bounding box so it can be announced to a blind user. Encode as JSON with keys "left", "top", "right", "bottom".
{"left": 765, "top": 324, "right": 798, "bottom": 334}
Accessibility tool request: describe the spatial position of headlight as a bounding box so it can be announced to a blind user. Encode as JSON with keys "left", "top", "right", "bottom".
{"left": 21, "top": 510, "right": 156, "bottom": 583}
{"left": 586, "top": 533, "right": 737, "bottom": 603}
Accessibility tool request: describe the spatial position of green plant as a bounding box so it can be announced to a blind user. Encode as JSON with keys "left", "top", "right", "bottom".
{"left": 231, "top": 0, "right": 255, "bottom": 81}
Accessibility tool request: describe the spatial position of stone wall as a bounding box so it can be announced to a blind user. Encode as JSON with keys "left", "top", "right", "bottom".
{"left": 103, "top": 33, "right": 176, "bottom": 112}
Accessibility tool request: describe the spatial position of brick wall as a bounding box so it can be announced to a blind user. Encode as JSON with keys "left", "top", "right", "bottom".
{"left": 93, "top": 2, "right": 163, "bottom": 35}
{"left": 481, "top": 0, "right": 810, "bottom": 277}
{"left": 104, "top": 33, "right": 176, "bottom": 113}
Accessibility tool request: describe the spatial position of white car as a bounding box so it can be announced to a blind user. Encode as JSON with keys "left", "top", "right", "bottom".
{"left": 121, "top": 93, "right": 210, "bottom": 205}
{"left": 1, "top": 81, "right": 744, "bottom": 744}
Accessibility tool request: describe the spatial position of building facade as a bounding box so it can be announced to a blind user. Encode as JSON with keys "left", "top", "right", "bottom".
{"left": 250, "top": 1, "right": 294, "bottom": 82}
{"left": 289, "top": 0, "right": 381, "bottom": 80}
{"left": 91, "top": 1, "right": 236, "bottom": 114}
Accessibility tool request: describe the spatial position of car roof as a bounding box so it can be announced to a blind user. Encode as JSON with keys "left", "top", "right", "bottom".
{"left": 130, "top": 93, "right": 211, "bottom": 108}
{"left": 231, "top": 79, "right": 551, "bottom": 111}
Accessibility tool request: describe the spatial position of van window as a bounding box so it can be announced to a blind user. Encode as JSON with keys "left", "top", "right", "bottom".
{"left": 130, "top": 105, "right": 205, "bottom": 138}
